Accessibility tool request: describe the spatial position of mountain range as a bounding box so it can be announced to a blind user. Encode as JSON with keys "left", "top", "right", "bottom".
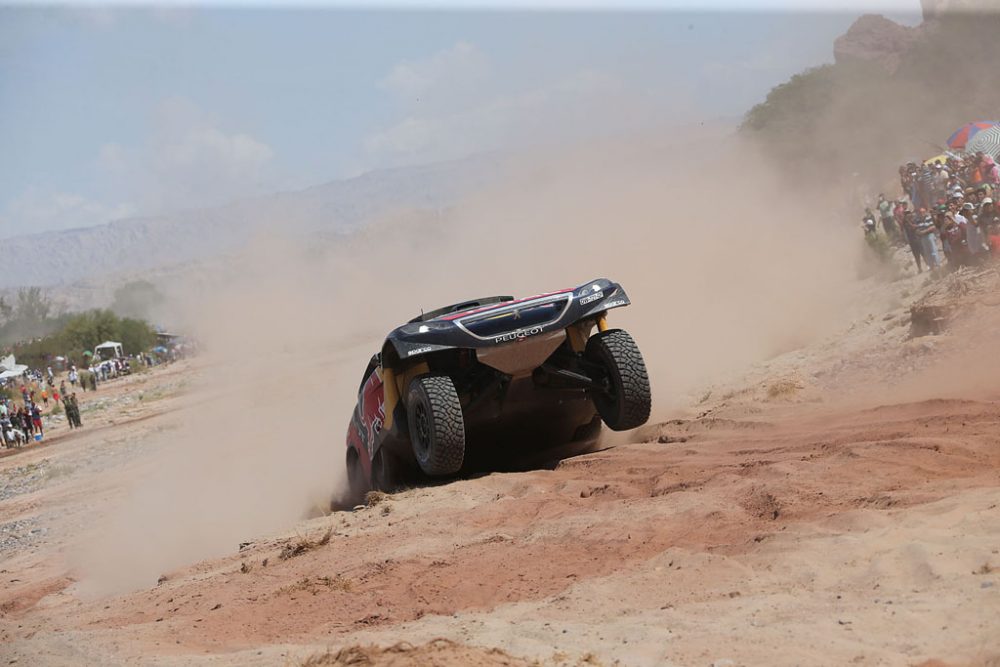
{"left": 1, "top": 155, "right": 501, "bottom": 290}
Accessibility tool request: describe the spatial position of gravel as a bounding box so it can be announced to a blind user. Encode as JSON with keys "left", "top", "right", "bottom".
{"left": 0, "top": 517, "right": 48, "bottom": 555}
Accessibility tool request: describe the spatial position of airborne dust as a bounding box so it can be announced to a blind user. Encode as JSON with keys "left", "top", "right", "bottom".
{"left": 76, "top": 126, "right": 876, "bottom": 594}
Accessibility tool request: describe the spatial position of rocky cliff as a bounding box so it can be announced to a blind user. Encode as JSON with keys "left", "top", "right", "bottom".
{"left": 833, "top": 14, "right": 919, "bottom": 74}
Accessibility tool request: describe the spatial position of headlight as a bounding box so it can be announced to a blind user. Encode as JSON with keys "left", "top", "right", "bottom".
{"left": 399, "top": 320, "right": 453, "bottom": 335}
{"left": 575, "top": 279, "right": 610, "bottom": 297}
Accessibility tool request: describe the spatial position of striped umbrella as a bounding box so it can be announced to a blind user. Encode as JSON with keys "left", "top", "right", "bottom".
{"left": 966, "top": 125, "right": 1000, "bottom": 159}
{"left": 946, "top": 121, "right": 999, "bottom": 150}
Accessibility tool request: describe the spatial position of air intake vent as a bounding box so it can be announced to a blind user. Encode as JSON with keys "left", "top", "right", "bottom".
{"left": 461, "top": 296, "right": 569, "bottom": 338}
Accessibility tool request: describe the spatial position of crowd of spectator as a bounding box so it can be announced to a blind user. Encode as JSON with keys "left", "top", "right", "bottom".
{"left": 863, "top": 151, "right": 1000, "bottom": 272}
{"left": 0, "top": 345, "right": 189, "bottom": 450}
{"left": 1, "top": 364, "right": 86, "bottom": 448}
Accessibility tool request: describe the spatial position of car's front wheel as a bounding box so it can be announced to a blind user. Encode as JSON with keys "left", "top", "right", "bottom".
{"left": 585, "top": 329, "right": 651, "bottom": 431}
{"left": 407, "top": 375, "right": 466, "bottom": 476}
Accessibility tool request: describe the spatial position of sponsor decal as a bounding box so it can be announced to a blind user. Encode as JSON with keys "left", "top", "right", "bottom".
{"left": 580, "top": 290, "right": 604, "bottom": 305}
{"left": 369, "top": 399, "right": 385, "bottom": 451}
{"left": 604, "top": 299, "right": 627, "bottom": 308}
{"left": 407, "top": 346, "right": 434, "bottom": 357}
{"left": 494, "top": 326, "right": 543, "bottom": 344}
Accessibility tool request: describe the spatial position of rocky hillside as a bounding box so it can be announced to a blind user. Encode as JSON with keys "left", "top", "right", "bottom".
{"left": 742, "top": 8, "right": 1000, "bottom": 190}
{"left": 1, "top": 155, "right": 500, "bottom": 290}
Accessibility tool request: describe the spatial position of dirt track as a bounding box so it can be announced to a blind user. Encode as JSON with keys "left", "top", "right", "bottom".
{"left": 2, "top": 358, "right": 999, "bottom": 665}
{"left": 4, "top": 266, "right": 1000, "bottom": 666}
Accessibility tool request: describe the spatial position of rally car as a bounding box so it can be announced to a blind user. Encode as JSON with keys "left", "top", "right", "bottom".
{"left": 343, "top": 277, "right": 651, "bottom": 501}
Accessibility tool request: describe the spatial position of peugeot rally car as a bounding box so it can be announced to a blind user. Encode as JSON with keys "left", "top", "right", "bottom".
{"left": 343, "top": 277, "right": 651, "bottom": 501}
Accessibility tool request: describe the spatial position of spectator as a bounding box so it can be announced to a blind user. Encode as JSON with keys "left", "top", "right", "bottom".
{"left": 18, "top": 407, "right": 31, "bottom": 441}
{"left": 30, "top": 402, "right": 43, "bottom": 438}
{"left": 963, "top": 202, "right": 989, "bottom": 259}
{"left": 917, "top": 164, "right": 936, "bottom": 211}
{"left": 981, "top": 155, "right": 1000, "bottom": 191}
{"left": 862, "top": 208, "right": 878, "bottom": 239}
{"left": 878, "top": 194, "right": 898, "bottom": 239}
{"left": 988, "top": 217, "right": 1000, "bottom": 260}
{"left": 0, "top": 414, "right": 12, "bottom": 448}
{"left": 62, "top": 393, "right": 82, "bottom": 429}
{"left": 914, "top": 209, "right": 943, "bottom": 270}
{"left": 68, "top": 393, "right": 82, "bottom": 428}
{"left": 62, "top": 394, "right": 76, "bottom": 430}
{"left": 901, "top": 210, "right": 925, "bottom": 273}
{"left": 940, "top": 211, "right": 971, "bottom": 267}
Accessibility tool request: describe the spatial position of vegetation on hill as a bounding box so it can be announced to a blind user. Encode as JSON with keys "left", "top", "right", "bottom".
{"left": 0, "top": 288, "right": 66, "bottom": 345}
{"left": 9, "top": 310, "right": 156, "bottom": 369}
{"left": 1, "top": 281, "right": 164, "bottom": 368}
{"left": 741, "top": 13, "right": 1000, "bottom": 188}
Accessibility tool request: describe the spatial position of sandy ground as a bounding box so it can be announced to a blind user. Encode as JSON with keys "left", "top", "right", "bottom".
{"left": 2, "top": 271, "right": 1000, "bottom": 666}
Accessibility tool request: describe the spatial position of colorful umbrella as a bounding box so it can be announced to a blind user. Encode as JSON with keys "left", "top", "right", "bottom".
{"left": 946, "top": 121, "right": 999, "bottom": 150}
{"left": 966, "top": 125, "right": 1000, "bottom": 159}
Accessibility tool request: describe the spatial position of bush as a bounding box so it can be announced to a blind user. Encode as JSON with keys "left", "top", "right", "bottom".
{"left": 11, "top": 310, "right": 158, "bottom": 368}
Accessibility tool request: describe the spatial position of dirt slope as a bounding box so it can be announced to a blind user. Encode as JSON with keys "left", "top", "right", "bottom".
{"left": 3, "top": 383, "right": 1000, "bottom": 665}
{"left": 3, "top": 272, "right": 1000, "bottom": 666}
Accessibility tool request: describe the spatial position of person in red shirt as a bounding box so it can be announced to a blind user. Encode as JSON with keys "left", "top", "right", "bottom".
{"left": 989, "top": 221, "right": 1000, "bottom": 259}
{"left": 940, "top": 212, "right": 970, "bottom": 267}
{"left": 981, "top": 199, "right": 1000, "bottom": 258}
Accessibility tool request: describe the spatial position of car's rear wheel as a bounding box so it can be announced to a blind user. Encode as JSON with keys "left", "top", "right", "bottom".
{"left": 370, "top": 448, "right": 396, "bottom": 492}
{"left": 407, "top": 375, "right": 465, "bottom": 476}
{"left": 585, "top": 329, "right": 651, "bottom": 431}
{"left": 345, "top": 447, "right": 369, "bottom": 505}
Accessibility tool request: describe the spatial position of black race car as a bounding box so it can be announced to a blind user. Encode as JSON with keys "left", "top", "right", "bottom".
{"left": 344, "top": 277, "right": 651, "bottom": 500}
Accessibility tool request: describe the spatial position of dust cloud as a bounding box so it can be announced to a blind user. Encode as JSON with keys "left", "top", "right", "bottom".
{"left": 76, "top": 125, "right": 877, "bottom": 594}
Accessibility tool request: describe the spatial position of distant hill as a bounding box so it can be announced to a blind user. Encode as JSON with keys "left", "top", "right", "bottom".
{"left": 740, "top": 9, "right": 1000, "bottom": 189}
{"left": 1, "top": 155, "right": 501, "bottom": 289}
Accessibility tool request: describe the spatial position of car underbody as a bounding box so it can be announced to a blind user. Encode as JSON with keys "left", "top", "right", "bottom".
{"left": 344, "top": 278, "right": 651, "bottom": 501}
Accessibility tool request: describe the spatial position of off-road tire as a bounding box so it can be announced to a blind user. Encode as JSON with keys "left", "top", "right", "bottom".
{"left": 407, "top": 375, "right": 466, "bottom": 476}
{"left": 345, "top": 447, "right": 369, "bottom": 506}
{"left": 370, "top": 448, "right": 396, "bottom": 492}
{"left": 585, "top": 329, "right": 651, "bottom": 431}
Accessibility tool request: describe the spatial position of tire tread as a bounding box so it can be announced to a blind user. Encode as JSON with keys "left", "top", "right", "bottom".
{"left": 409, "top": 376, "right": 466, "bottom": 475}
{"left": 587, "top": 329, "right": 651, "bottom": 431}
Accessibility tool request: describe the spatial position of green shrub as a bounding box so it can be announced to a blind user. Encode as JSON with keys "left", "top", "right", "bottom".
{"left": 10, "top": 310, "right": 159, "bottom": 368}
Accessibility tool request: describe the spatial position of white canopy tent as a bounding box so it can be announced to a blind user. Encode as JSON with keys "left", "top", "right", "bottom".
{"left": 0, "top": 354, "right": 28, "bottom": 381}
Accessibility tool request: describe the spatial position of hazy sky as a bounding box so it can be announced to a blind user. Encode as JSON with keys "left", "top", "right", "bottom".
{"left": 0, "top": 2, "right": 922, "bottom": 238}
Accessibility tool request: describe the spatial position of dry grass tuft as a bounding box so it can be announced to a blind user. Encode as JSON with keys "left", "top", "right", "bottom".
{"left": 279, "top": 527, "right": 333, "bottom": 560}
{"left": 296, "top": 638, "right": 537, "bottom": 666}
{"left": 973, "top": 562, "right": 997, "bottom": 575}
{"left": 278, "top": 575, "right": 352, "bottom": 597}
{"left": 365, "top": 490, "right": 388, "bottom": 506}
{"left": 766, "top": 378, "right": 803, "bottom": 399}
